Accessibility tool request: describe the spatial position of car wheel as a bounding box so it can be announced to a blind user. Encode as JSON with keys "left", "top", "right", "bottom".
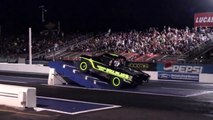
{"left": 79, "top": 61, "right": 89, "bottom": 72}
{"left": 111, "top": 76, "right": 123, "bottom": 89}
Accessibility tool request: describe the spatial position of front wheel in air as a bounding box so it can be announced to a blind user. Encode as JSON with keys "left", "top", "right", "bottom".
{"left": 79, "top": 61, "right": 89, "bottom": 72}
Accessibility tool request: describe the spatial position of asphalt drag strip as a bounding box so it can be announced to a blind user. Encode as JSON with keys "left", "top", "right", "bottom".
{"left": 1, "top": 75, "right": 213, "bottom": 113}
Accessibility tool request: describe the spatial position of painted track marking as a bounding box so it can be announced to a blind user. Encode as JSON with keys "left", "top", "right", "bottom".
{"left": 161, "top": 87, "right": 213, "bottom": 97}
{"left": 36, "top": 96, "right": 121, "bottom": 115}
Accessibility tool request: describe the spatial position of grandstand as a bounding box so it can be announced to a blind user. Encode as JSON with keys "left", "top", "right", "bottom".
{"left": 185, "top": 39, "right": 213, "bottom": 64}
{"left": 0, "top": 27, "right": 213, "bottom": 64}
{"left": 31, "top": 27, "right": 213, "bottom": 64}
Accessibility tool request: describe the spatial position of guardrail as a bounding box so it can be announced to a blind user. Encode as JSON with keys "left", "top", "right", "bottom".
{"left": 145, "top": 71, "right": 213, "bottom": 83}
{"left": 199, "top": 73, "right": 213, "bottom": 83}
{"left": 0, "top": 84, "right": 36, "bottom": 108}
{"left": 0, "top": 63, "right": 52, "bottom": 108}
{"left": 0, "top": 62, "right": 212, "bottom": 88}
{"left": 144, "top": 71, "right": 158, "bottom": 80}
{"left": 0, "top": 63, "right": 50, "bottom": 74}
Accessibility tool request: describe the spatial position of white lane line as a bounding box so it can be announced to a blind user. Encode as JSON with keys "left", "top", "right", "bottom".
{"left": 34, "top": 107, "right": 75, "bottom": 115}
{"left": 71, "top": 106, "right": 120, "bottom": 115}
{"left": 35, "top": 106, "right": 120, "bottom": 115}
{"left": 36, "top": 96, "right": 121, "bottom": 115}
{"left": 34, "top": 106, "right": 119, "bottom": 115}
{"left": 185, "top": 91, "right": 213, "bottom": 97}
{"left": 161, "top": 87, "right": 213, "bottom": 97}
{"left": 42, "top": 84, "right": 185, "bottom": 97}
{"left": 0, "top": 79, "right": 26, "bottom": 84}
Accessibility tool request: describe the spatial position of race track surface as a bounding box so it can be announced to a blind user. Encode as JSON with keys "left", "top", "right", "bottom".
{"left": 0, "top": 74, "right": 213, "bottom": 120}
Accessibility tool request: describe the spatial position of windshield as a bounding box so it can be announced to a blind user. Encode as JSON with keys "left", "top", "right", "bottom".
{"left": 109, "top": 58, "right": 126, "bottom": 67}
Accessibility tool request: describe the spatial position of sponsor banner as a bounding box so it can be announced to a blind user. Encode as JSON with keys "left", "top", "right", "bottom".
{"left": 157, "top": 63, "right": 203, "bottom": 74}
{"left": 158, "top": 72, "right": 199, "bottom": 81}
{"left": 127, "top": 62, "right": 156, "bottom": 71}
{"left": 194, "top": 12, "right": 213, "bottom": 27}
{"left": 157, "top": 63, "right": 213, "bottom": 74}
{"left": 202, "top": 64, "right": 213, "bottom": 74}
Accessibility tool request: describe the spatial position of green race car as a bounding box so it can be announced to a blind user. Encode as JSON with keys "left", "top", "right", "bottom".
{"left": 79, "top": 53, "right": 150, "bottom": 88}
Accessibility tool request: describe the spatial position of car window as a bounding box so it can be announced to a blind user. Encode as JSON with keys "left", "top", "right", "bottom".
{"left": 99, "top": 56, "right": 111, "bottom": 65}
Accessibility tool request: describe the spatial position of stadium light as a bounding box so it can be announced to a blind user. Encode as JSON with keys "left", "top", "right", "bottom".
{"left": 38, "top": 5, "right": 47, "bottom": 23}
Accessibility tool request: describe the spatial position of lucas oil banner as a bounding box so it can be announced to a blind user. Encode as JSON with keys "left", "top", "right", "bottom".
{"left": 194, "top": 12, "right": 213, "bottom": 27}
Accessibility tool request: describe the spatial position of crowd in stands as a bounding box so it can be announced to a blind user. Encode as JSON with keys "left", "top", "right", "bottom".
{"left": 72, "top": 27, "right": 213, "bottom": 56}
{"left": 0, "top": 31, "right": 86, "bottom": 56}
{"left": 1, "top": 27, "right": 213, "bottom": 58}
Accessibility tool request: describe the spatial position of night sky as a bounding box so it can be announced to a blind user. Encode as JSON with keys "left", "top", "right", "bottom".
{"left": 0, "top": 0, "right": 213, "bottom": 34}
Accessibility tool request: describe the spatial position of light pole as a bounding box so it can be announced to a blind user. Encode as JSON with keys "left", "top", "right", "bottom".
{"left": 38, "top": 5, "right": 47, "bottom": 23}
{"left": 29, "top": 28, "right": 32, "bottom": 64}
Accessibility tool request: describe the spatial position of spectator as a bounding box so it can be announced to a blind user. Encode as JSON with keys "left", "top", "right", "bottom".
{"left": 1, "top": 26, "right": 213, "bottom": 60}
{"left": 71, "top": 27, "right": 213, "bottom": 56}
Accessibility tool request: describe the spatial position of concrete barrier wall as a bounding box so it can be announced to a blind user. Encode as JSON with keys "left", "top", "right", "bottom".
{"left": 0, "top": 63, "right": 50, "bottom": 74}
{"left": 0, "top": 63, "right": 212, "bottom": 85}
{"left": 147, "top": 71, "right": 213, "bottom": 83}
{"left": 144, "top": 71, "right": 158, "bottom": 81}
{"left": 199, "top": 74, "right": 213, "bottom": 83}
{"left": 0, "top": 84, "right": 36, "bottom": 108}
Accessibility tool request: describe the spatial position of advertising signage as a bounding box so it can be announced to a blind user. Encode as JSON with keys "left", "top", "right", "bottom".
{"left": 194, "top": 12, "right": 213, "bottom": 27}
{"left": 157, "top": 63, "right": 213, "bottom": 81}
{"left": 157, "top": 63, "right": 213, "bottom": 74}
{"left": 158, "top": 72, "right": 199, "bottom": 81}
{"left": 157, "top": 63, "right": 203, "bottom": 81}
{"left": 126, "top": 62, "right": 156, "bottom": 71}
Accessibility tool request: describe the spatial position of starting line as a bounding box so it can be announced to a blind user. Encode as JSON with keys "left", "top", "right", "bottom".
{"left": 35, "top": 96, "right": 121, "bottom": 115}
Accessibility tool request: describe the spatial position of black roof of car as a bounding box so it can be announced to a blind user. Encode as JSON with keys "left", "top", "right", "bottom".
{"left": 101, "top": 53, "right": 126, "bottom": 59}
{"left": 80, "top": 53, "right": 127, "bottom": 61}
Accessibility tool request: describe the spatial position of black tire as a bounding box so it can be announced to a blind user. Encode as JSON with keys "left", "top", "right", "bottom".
{"left": 110, "top": 76, "right": 123, "bottom": 89}
{"left": 79, "top": 61, "right": 90, "bottom": 72}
